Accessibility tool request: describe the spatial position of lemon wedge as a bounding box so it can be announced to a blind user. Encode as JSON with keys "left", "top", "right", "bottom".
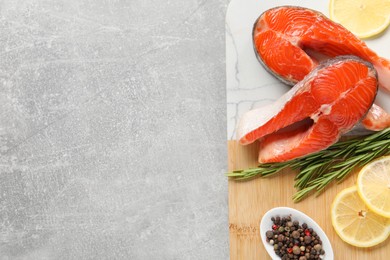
{"left": 329, "top": 0, "right": 390, "bottom": 38}
{"left": 331, "top": 186, "right": 390, "bottom": 247}
{"left": 357, "top": 155, "right": 390, "bottom": 218}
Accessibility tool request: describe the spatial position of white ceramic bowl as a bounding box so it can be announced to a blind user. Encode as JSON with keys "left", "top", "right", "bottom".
{"left": 260, "top": 207, "right": 334, "bottom": 260}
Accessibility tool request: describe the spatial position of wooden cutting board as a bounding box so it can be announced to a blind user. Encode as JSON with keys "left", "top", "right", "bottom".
{"left": 228, "top": 140, "right": 390, "bottom": 259}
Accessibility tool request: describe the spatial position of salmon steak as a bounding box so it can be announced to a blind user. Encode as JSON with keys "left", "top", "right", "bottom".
{"left": 252, "top": 6, "right": 390, "bottom": 131}
{"left": 237, "top": 56, "right": 378, "bottom": 163}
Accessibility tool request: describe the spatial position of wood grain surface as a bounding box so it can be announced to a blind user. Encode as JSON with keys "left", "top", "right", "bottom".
{"left": 228, "top": 140, "right": 390, "bottom": 260}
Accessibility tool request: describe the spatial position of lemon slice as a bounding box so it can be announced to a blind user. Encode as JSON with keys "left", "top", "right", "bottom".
{"left": 331, "top": 186, "right": 390, "bottom": 247}
{"left": 357, "top": 155, "right": 390, "bottom": 218}
{"left": 329, "top": 0, "right": 390, "bottom": 38}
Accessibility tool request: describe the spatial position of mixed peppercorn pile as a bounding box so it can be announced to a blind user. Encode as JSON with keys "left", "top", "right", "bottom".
{"left": 265, "top": 215, "right": 325, "bottom": 259}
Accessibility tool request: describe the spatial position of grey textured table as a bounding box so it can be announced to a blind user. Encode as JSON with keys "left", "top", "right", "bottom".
{"left": 0, "top": 0, "right": 229, "bottom": 259}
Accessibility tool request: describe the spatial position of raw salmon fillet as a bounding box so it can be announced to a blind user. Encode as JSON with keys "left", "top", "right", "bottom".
{"left": 237, "top": 56, "right": 378, "bottom": 163}
{"left": 252, "top": 6, "right": 390, "bottom": 131}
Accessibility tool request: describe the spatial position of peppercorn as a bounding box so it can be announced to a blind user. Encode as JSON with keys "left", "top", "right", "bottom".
{"left": 290, "top": 226, "right": 296, "bottom": 231}
{"left": 266, "top": 216, "right": 325, "bottom": 258}
{"left": 314, "top": 244, "right": 322, "bottom": 252}
{"left": 292, "top": 230, "right": 300, "bottom": 239}
{"left": 293, "top": 245, "right": 301, "bottom": 255}
{"left": 304, "top": 236, "right": 312, "bottom": 244}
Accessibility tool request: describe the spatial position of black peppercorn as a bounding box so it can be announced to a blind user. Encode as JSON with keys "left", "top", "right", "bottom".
{"left": 266, "top": 230, "right": 274, "bottom": 239}
{"left": 290, "top": 226, "right": 296, "bottom": 231}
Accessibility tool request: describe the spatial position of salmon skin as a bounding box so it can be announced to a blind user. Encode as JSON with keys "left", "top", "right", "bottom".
{"left": 237, "top": 56, "right": 378, "bottom": 163}
{"left": 252, "top": 6, "right": 390, "bottom": 131}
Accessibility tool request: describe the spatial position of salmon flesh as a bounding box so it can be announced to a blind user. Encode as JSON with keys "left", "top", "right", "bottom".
{"left": 252, "top": 6, "right": 390, "bottom": 131}
{"left": 237, "top": 56, "right": 378, "bottom": 163}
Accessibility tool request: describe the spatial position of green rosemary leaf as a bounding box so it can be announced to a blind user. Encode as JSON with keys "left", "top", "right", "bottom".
{"left": 227, "top": 127, "right": 390, "bottom": 202}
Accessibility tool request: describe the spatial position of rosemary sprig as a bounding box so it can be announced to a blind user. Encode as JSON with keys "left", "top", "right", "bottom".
{"left": 227, "top": 127, "right": 390, "bottom": 202}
